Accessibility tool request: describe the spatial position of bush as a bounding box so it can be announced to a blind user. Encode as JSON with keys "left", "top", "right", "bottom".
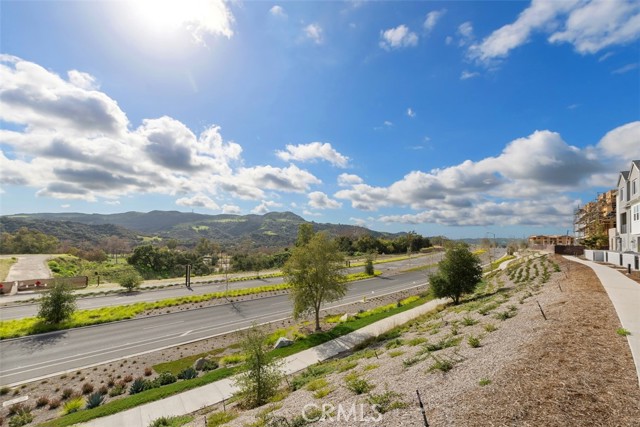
{"left": 7, "top": 403, "right": 29, "bottom": 417}
{"left": 108, "top": 383, "right": 125, "bottom": 397}
{"left": 81, "top": 382, "right": 94, "bottom": 394}
{"left": 62, "top": 396, "right": 84, "bottom": 414}
{"left": 8, "top": 408, "right": 33, "bottom": 427}
{"left": 177, "top": 367, "right": 198, "bottom": 380}
{"left": 129, "top": 378, "right": 149, "bottom": 395}
{"left": 118, "top": 271, "right": 143, "bottom": 291}
{"left": 0, "top": 386, "right": 10, "bottom": 395}
{"left": 207, "top": 411, "right": 237, "bottom": 427}
{"left": 367, "top": 389, "right": 407, "bottom": 414}
{"left": 153, "top": 372, "right": 178, "bottom": 386}
{"left": 467, "top": 335, "right": 481, "bottom": 348}
{"left": 345, "top": 376, "right": 373, "bottom": 395}
{"left": 144, "top": 367, "right": 153, "bottom": 376}
{"left": 35, "top": 395, "right": 50, "bottom": 408}
{"left": 200, "top": 359, "right": 219, "bottom": 371}
{"left": 148, "top": 415, "right": 193, "bottom": 427}
{"left": 85, "top": 392, "right": 105, "bottom": 409}
{"left": 37, "top": 283, "right": 77, "bottom": 324}
{"left": 61, "top": 388, "right": 74, "bottom": 400}
{"left": 48, "top": 398, "right": 61, "bottom": 410}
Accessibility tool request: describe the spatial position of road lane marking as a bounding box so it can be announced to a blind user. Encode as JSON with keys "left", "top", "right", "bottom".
{"left": 180, "top": 330, "right": 192, "bottom": 337}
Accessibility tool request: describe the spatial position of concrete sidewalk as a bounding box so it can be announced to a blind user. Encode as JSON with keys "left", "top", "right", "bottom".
{"left": 565, "top": 256, "right": 640, "bottom": 387}
{"left": 86, "top": 297, "right": 448, "bottom": 427}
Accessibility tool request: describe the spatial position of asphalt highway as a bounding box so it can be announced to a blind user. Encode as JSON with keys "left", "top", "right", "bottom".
{"left": 0, "top": 269, "right": 433, "bottom": 385}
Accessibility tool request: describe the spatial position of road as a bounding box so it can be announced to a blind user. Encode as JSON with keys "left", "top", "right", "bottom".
{"left": 0, "top": 270, "right": 432, "bottom": 385}
{"left": 0, "top": 254, "right": 443, "bottom": 320}
{"left": 2, "top": 254, "right": 52, "bottom": 282}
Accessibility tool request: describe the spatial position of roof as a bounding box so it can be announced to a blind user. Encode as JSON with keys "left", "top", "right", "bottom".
{"left": 617, "top": 171, "right": 630, "bottom": 186}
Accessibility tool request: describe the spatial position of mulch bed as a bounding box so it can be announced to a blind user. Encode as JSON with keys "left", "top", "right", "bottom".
{"left": 450, "top": 255, "right": 640, "bottom": 426}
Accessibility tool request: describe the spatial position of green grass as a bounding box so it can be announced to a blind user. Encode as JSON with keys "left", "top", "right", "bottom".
{"left": 0, "top": 257, "right": 17, "bottom": 282}
{"left": 148, "top": 415, "right": 193, "bottom": 427}
{"left": 207, "top": 411, "right": 237, "bottom": 426}
{"left": 616, "top": 328, "right": 632, "bottom": 336}
{"left": 401, "top": 263, "right": 438, "bottom": 273}
{"left": 478, "top": 378, "right": 492, "bottom": 386}
{"left": 484, "top": 255, "right": 516, "bottom": 272}
{"left": 152, "top": 348, "right": 224, "bottom": 376}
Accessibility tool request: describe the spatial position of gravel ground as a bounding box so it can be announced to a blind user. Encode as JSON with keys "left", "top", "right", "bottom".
{"left": 186, "top": 254, "right": 640, "bottom": 427}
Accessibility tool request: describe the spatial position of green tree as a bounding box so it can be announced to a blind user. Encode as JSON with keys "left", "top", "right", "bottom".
{"left": 38, "top": 282, "right": 77, "bottom": 324}
{"left": 234, "top": 325, "right": 282, "bottom": 408}
{"left": 430, "top": 244, "right": 482, "bottom": 304}
{"left": 364, "top": 252, "right": 375, "bottom": 276}
{"left": 117, "top": 270, "right": 143, "bottom": 291}
{"left": 283, "top": 232, "right": 346, "bottom": 331}
{"left": 295, "top": 223, "right": 314, "bottom": 247}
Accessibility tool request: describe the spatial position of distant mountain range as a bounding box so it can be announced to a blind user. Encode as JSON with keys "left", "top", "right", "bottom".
{"left": 1, "top": 211, "right": 400, "bottom": 249}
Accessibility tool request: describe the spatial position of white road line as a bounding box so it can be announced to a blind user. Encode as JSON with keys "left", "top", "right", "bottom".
{"left": 179, "top": 330, "right": 192, "bottom": 337}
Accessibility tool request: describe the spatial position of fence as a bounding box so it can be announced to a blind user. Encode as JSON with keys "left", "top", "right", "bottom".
{"left": 0, "top": 276, "right": 88, "bottom": 294}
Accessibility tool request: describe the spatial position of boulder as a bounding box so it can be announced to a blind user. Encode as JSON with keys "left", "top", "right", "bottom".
{"left": 273, "top": 337, "right": 294, "bottom": 349}
{"left": 339, "top": 313, "right": 349, "bottom": 323}
{"left": 193, "top": 357, "right": 208, "bottom": 371}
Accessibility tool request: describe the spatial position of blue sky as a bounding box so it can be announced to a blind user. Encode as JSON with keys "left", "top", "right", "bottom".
{"left": 1, "top": 0, "right": 639, "bottom": 238}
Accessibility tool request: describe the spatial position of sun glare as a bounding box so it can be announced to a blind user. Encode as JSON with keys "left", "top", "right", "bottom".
{"left": 131, "top": 0, "right": 203, "bottom": 31}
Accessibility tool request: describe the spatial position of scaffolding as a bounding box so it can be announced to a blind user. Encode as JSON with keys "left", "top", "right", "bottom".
{"left": 574, "top": 189, "right": 617, "bottom": 248}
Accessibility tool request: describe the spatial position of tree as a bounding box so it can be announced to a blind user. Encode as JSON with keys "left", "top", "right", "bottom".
{"left": 364, "top": 252, "right": 375, "bottom": 276}
{"left": 117, "top": 270, "right": 143, "bottom": 292}
{"left": 38, "top": 282, "right": 77, "bottom": 324}
{"left": 283, "top": 232, "right": 346, "bottom": 331}
{"left": 234, "top": 325, "right": 282, "bottom": 408}
{"left": 295, "top": 223, "right": 314, "bottom": 247}
{"left": 430, "top": 244, "right": 482, "bottom": 305}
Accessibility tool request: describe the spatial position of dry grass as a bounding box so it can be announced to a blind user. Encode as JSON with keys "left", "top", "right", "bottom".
{"left": 450, "top": 256, "right": 640, "bottom": 426}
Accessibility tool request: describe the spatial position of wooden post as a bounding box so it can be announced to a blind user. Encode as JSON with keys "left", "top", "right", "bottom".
{"left": 416, "top": 390, "right": 429, "bottom": 427}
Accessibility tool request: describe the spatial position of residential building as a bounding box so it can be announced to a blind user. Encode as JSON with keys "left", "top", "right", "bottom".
{"left": 574, "top": 189, "right": 617, "bottom": 248}
{"left": 528, "top": 235, "right": 575, "bottom": 246}
{"left": 611, "top": 160, "right": 640, "bottom": 252}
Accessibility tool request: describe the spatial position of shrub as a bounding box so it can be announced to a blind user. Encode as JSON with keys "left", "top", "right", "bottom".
{"left": 7, "top": 403, "right": 29, "bottom": 417}
{"left": 0, "top": 386, "right": 10, "bottom": 395}
{"left": 35, "top": 395, "right": 50, "bottom": 408}
{"left": 428, "top": 356, "right": 454, "bottom": 373}
{"left": 177, "top": 367, "right": 198, "bottom": 380}
{"left": 462, "top": 316, "right": 478, "bottom": 326}
{"left": 367, "top": 389, "right": 407, "bottom": 414}
{"left": 62, "top": 396, "right": 84, "bottom": 414}
{"left": 48, "top": 398, "right": 61, "bottom": 410}
{"left": 61, "top": 388, "right": 74, "bottom": 400}
{"left": 408, "top": 337, "right": 427, "bottom": 346}
{"left": 108, "top": 384, "right": 125, "bottom": 397}
{"left": 8, "top": 408, "right": 33, "bottom": 427}
{"left": 305, "top": 378, "right": 328, "bottom": 392}
{"left": 388, "top": 349, "right": 404, "bottom": 358}
{"left": 345, "top": 376, "right": 374, "bottom": 395}
{"left": 37, "top": 282, "right": 77, "bottom": 324}
{"left": 479, "top": 378, "right": 492, "bottom": 386}
{"left": 207, "top": 411, "right": 237, "bottom": 427}
{"left": 467, "top": 335, "right": 481, "bottom": 348}
{"left": 617, "top": 328, "right": 631, "bottom": 336}
{"left": 153, "top": 372, "right": 177, "bottom": 386}
{"left": 81, "top": 382, "right": 94, "bottom": 394}
{"left": 385, "top": 338, "right": 404, "bottom": 349}
{"left": 144, "top": 367, "right": 153, "bottom": 376}
{"left": 98, "top": 385, "right": 109, "bottom": 395}
{"left": 118, "top": 271, "right": 143, "bottom": 291}
{"left": 495, "top": 310, "right": 515, "bottom": 321}
{"left": 129, "top": 378, "right": 149, "bottom": 395}
{"left": 85, "top": 392, "right": 105, "bottom": 409}
{"left": 313, "top": 387, "right": 332, "bottom": 399}
{"left": 123, "top": 375, "right": 134, "bottom": 383}
{"left": 148, "top": 415, "right": 194, "bottom": 427}
{"left": 484, "top": 323, "right": 497, "bottom": 332}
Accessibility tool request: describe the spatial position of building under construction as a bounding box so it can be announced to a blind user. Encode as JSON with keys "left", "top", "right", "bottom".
{"left": 573, "top": 189, "right": 617, "bottom": 248}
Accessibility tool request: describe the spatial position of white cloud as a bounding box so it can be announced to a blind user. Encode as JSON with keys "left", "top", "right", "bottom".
{"left": 251, "top": 200, "right": 282, "bottom": 214}
{"left": 407, "top": 108, "right": 416, "bottom": 118}
{"left": 303, "top": 209, "right": 322, "bottom": 217}
{"left": 105, "top": 200, "right": 121, "bottom": 205}
{"left": 308, "top": 191, "right": 342, "bottom": 209}
{"left": 384, "top": 120, "right": 393, "bottom": 126}
{"left": 222, "top": 203, "right": 241, "bottom": 214}
{"left": 460, "top": 70, "right": 480, "bottom": 80}
{"left": 67, "top": 70, "right": 98, "bottom": 90}
{"left": 457, "top": 21, "right": 474, "bottom": 46}
{"left": 61, "top": 204, "right": 71, "bottom": 208}
{"left": 598, "top": 52, "right": 614, "bottom": 62}
{"left": 380, "top": 25, "right": 418, "bottom": 50}
{"left": 269, "top": 5, "right": 287, "bottom": 18}
{"left": 469, "top": 0, "right": 640, "bottom": 64}
{"left": 548, "top": 0, "right": 640, "bottom": 54}
{"left": 176, "top": 193, "right": 220, "bottom": 210}
{"left": 350, "top": 217, "right": 368, "bottom": 226}
{"left": 276, "top": 142, "right": 349, "bottom": 168}
{"left": 304, "top": 23, "right": 324, "bottom": 45}
{"left": 337, "top": 173, "right": 363, "bottom": 187}
{"left": 0, "top": 56, "right": 322, "bottom": 205}
{"left": 424, "top": 9, "right": 446, "bottom": 32}
{"left": 567, "top": 103, "right": 580, "bottom": 110}
{"left": 597, "top": 121, "right": 640, "bottom": 159}
{"left": 612, "top": 63, "right": 639, "bottom": 74}
{"left": 445, "top": 35, "right": 453, "bottom": 45}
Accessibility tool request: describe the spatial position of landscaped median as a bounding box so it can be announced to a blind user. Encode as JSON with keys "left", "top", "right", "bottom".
{"left": 0, "top": 271, "right": 382, "bottom": 340}
{"left": 36, "top": 292, "right": 434, "bottom": 427}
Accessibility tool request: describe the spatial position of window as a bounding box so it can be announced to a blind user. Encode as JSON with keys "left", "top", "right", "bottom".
{"left": 620, "top": 187, "right": 624, "bottom": 201}
{"left": 634, "top": 205, "right": 640, "bottom": 222}
{"left": 634, "top": 179, "right": 638, "bottom": 196}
